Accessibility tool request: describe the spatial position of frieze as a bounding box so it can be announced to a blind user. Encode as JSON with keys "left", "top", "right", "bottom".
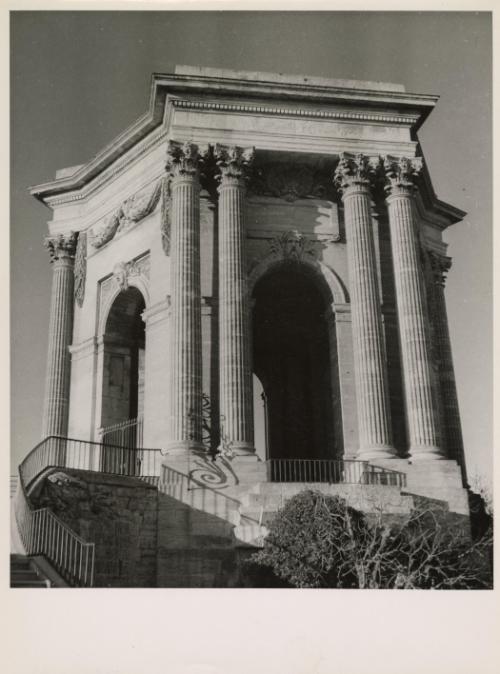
{"left": 248, "top": 163, "right": 336, "bottom": 202}
{"left": 74, "top": 231, "right": 87, "bottom": 307}
{"left": 89, "top": 180, "right": 162, "bottom": 249}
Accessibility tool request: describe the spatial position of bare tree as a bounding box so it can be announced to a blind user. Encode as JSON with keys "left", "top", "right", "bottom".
{"left": 252, "top": 490, "right": 493, "bottom": 589}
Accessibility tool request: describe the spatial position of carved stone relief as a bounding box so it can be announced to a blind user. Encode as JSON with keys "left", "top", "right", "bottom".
{"left": 99, "top": 254, "right": 150, "bottom": 328}
{"left": 160, "top": 177, "right": 171, "bottom": 255}
{"left": 269, "top": 229, "right": 318, "bottom": 262}
{"left": 248, "top": 163, "right": 337, "bottom": 202}
{"left": 74, "top": 231, "right": 87, "bottom": 307}
{"left": 90, "top": 180, "right": 162, "bottom": 249}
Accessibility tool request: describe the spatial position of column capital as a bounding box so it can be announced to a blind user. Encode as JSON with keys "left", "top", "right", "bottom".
{"left": 215, "top": 144, "right": 255, "bottom": 185}
{"left": 428, "top": 251, "right": 452, "bottom": 287}
{"left": 166, "top": 140, "right": 201, "bottom": 179}
{"left": 44, "top": 232, "right": 78, "bottom": 263}
{"left": 382, "top": 155, "right": 423, "bottom": 196}
{"left": 333, "top": 152, "right": 378, "bottom": 195}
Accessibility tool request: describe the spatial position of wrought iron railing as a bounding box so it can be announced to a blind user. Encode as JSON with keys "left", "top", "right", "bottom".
{"left": 15, "top": 437, "right": 95, "bottom": 587}
{"left": 14, "top": 435, "right": 164, "bottom": 587}
{"left": 266, "top": 458, "right": 406, "bottom": 488}
{"left": 100, "top": 417, "right": 144, "bottom": 452}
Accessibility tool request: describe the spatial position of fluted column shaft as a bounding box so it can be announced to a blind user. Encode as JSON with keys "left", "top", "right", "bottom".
{"left": 216, "top": 145, "right": 255, "bottom": 454}
{"left": 429, "top": 254, "right": 465, "bottom": 467}
{"left": 167, "top": 142, "right": 203, "bottom": 452}
{"left": 335, "top": 154, "right": 395, "bottom": 459}
{"left": 42, "top": 233, "right": 77, "bottom": 438}
{"left": 384, "top": 157, "right": 442, "bottom": 459}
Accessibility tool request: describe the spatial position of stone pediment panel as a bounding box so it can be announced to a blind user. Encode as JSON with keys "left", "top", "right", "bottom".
{"left": 89, "top": 180, "right": 162, "bottom": 249}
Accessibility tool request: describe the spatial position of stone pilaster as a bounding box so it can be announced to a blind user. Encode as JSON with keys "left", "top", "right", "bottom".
{"left": 428, "top": 252, "right": 466, "bottom": 471}
{"left": 166, "top": 141, "right": 204, "bottom": 454}
{"left": 383, "top": 156, "right": 443, "bottom": 460}
{"left": 334, "top": 153, "right": 395, "bottom": 459}
{"left": 215, "top": 145, "right": 255, "bottom": 455}
{"left": 42, "top": 232, "right": 78, "bottom": 439}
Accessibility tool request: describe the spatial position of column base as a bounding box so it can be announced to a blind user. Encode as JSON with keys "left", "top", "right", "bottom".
{"left": 165, "top": 440, "right": 206, "bottom": 454}
{"left": 408, "top": 446, "right": 446, "bottom": 461}
{"left": 357, "top": 445, "right": 397, "bottom": 461}
{"left": 227, "top": 441, "right": 256, "bottom": 457}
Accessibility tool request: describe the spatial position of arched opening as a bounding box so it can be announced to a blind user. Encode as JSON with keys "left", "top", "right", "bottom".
{"left": 252, "top": 264, "right": 335, "bottom": 462}
{"left": 100, "top": 287, "right": 146, "bottom": 470}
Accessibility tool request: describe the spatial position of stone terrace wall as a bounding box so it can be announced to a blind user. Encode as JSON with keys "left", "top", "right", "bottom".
{"left": 33, "top": 469, "right": 158, "bottom": 587}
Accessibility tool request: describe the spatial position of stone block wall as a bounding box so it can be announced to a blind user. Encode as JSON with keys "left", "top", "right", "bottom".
{"left": 33, "top": 469, "right": 158, "bottom": 587}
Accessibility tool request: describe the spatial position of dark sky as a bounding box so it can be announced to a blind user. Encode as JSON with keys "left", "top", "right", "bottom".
{"left": 10, "top": 11, "right": 492, "bottom": 482}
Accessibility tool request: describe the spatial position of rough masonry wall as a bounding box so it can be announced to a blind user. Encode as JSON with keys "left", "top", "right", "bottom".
{"left": 33, "top": 469, "right": 159, "bottom": 587}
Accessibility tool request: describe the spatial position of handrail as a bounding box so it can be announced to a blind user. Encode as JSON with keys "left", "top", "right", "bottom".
{"left": 266, "top": 458, "right": 407, "bottom": 488}
{"left": 15, "top": 445, "right": 95, "bottom": 587}
{"left": 14, "top": 435, "right": 165, "bottom": 588}
{"left": 100, "top": 416, "right": 144, "bottom": 450}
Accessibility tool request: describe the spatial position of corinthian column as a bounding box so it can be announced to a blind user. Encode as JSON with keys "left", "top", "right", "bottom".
{"left": 215, "top": 145, "right": 255, "bottom": 455}
{"left": 428, "top": 252, "right": 465, "bottom": 468}
{"left": 166, "top": 141, "right": 204, "bottom": 453}
{"left": 42, "top": 232, "right": 78, "bottom": 438}
{"left": 334, "top": 153, "right": 395, "bottom": 459}
{"left": 383, "top": 156, "right": 443, "bottom": 460}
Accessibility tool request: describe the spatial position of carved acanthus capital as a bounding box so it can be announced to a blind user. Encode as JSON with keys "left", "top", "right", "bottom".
{"left": 215, "top": 144, "right": 255, "bottom": 184}
{"left": 333, "top": 152, "right": 378, "bottom": 194}
{"left": 44, "top": 231, "right": 78, "bottom": 263}
{"left": 428, "top": 251, "right": 452, "bottom": 287}
{"left": 382, "top": 155, "right": 423, "bottom": 195}
{"left": 166, "top": 140, "right": 201, "bottom": 179}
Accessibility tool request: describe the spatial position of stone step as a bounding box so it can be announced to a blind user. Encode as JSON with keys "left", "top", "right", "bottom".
{"left": 10, "top": 555, "right": 51, "bottom": 588}
{"left": 11, "top": 580, "right": 49, "bottom": 588}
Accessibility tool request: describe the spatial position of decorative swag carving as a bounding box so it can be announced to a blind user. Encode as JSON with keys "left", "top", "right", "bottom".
{"left": 89, "top": 180, "right": 162, "bottom": 248}
{"left": 74, "top": 231, "right": 87, "bottom": 307}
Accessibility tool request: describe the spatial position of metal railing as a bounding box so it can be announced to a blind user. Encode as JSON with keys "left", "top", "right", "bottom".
{"left": 14, "top": 480, "right": 95, "bottom": 587}
{"left": 266, "top": 458, "right": 406, "bottom": 488}
{"left": 20, "top": 435, "right": 163, "bottom": 484}
{"left": 14, "top": 435, "right": 164, "bottom": 587}
{"left": 15, "top": 437, "right": 96, "bottom": 587}
{"left": 100, "top": 417, "right": 143, "bottom": 452}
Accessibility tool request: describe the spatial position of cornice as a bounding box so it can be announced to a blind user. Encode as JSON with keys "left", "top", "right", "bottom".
{"left": 172, "top": 99, "right": 420, "bottom": 126}
{"left": 30, "top": 70, "right": 437, "bottom": 205}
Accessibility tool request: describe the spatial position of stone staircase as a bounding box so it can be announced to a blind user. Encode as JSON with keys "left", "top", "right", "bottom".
{"left": 10, "top": 555, "right": 50, "bottom": 588}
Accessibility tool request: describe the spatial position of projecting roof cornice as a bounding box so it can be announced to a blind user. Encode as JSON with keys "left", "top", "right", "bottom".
{"left": 29, "top": 68, "right": 463, "bottom": 226}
